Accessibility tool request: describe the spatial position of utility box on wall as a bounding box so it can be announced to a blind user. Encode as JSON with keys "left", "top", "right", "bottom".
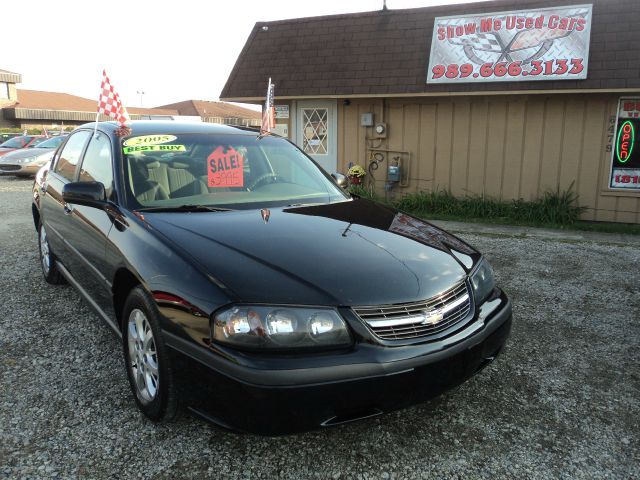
{"left": 360, "top": 113, "right": 374, "bottom": 127}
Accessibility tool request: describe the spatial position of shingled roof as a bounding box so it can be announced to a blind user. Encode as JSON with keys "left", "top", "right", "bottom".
{"left": 221, "top": 0, "right": 640, "bottom": 100}
{"left": 14, "top": 89, "right": 177, "bottom": 115}
{"left": 156, "top": 100, "right": 260, "bottom": 120}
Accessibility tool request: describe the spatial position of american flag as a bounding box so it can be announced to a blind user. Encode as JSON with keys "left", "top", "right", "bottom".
{"left": 260, "top": 78, "right": 275, "bottom": 135}
{"left": 97, "top": 69, "right": 130, "bottom": 127}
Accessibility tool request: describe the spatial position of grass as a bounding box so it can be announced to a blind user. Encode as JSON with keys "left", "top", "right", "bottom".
{"left": 349, "top": 183, "right": 640, "bottom": 236}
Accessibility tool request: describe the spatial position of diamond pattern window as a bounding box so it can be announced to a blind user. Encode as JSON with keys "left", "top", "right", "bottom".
{"left": 302, "top": 108, "right": 328, "bottom": 155}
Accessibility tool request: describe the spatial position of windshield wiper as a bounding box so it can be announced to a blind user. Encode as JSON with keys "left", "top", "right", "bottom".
{"left": 135, "top": 204, "right": 234, "bottom": 213}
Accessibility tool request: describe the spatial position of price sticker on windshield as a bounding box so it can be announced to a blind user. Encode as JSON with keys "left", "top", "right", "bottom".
{"left": 208, "top": 146, "right": 244, "bottom": 188}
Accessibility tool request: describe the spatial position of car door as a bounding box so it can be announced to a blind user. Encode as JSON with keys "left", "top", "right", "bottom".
{"left": 64, "top": 131, "right": 117, "bottom": 316}
{"left": 41, "top": 130, "right": 92, "bottom": 266}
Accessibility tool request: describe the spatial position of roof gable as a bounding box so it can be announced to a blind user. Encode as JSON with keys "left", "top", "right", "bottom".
{"left": 221, "top": 0, "right": 640, "bottom": 99}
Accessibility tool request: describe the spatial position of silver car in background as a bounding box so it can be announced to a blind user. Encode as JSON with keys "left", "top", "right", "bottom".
{"left": 0, "top": 136, "right": 67, "bottom": 176}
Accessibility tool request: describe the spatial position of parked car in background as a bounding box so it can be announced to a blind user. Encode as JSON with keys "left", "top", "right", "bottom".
{"left": 0, "top": 135, "right": 46, "bottom": 157}
{"left": 0, "top": 135, "right": 67, "bottom": 176}
{"left": 0, "top": 132, "right": 22, "bottom": 142}
{"left": 32, "top": 121, "right": 512, "bottom": 435}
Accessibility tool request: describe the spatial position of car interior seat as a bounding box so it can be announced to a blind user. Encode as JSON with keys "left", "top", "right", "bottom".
{"left": 128, "top": 156, "right": 170, "bottom": 202}
{"left": 166, "top": 158, "right": 208, "bottom": 198}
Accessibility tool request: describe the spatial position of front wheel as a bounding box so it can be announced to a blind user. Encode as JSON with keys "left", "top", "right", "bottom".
{"left": 122, "top": 286, "right": 178, "bottom": 422}
{"left": 38, "top": 222, "right": 64, "bottom": 285}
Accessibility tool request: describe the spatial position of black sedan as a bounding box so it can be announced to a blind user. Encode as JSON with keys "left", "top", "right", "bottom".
{"left": 32, "top": 121, "right": 512, "bottom": 435}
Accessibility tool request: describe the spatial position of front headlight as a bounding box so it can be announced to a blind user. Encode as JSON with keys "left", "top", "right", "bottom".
{"left": 470, "top": 258, "right": 495, "bottom": 304}
{"left": 17, "top": 156, "right": 38, "bottom": 164}
{"left": 213, "top": 305, "right": 352, "bottom": 350}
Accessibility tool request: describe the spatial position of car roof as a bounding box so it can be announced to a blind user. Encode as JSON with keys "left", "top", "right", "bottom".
{"left": 77, "top": 120, "right": 260, "bottom": 136}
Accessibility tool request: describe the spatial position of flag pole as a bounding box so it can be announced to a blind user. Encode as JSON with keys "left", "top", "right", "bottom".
{"left": 95, "top": 69, "right": 102, "bottom": 137}
{"left": 258, "top": 77, "right": 274, "bottom": 139}
{"left": 94, "top": 69, "right": 100, "bottom": 136}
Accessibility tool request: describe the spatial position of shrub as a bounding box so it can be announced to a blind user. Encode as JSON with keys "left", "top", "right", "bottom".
{"left": 348, "top": 184, "right": 379, "bottom": 201}
{"left": 394, "top": 183, "right": 586, "bottom": 226}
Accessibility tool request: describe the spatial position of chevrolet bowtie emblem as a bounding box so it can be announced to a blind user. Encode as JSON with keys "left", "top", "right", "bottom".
{"left": 423, "top": 310, "right": 444, "bottom": 325}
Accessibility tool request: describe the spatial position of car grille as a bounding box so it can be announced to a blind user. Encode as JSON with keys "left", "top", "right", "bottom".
{"left": 353, "top": 281, "right": 472, "bottom": 341}
{"left": 0, "top": 165, "right": 20, "bottom": 171}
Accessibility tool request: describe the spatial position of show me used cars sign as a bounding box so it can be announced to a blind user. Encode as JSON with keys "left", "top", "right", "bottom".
{"left": 426, "top": 4, "right": 593, "bottom": 84}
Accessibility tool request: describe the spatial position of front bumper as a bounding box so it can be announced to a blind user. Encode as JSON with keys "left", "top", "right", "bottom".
{"left": 166, "top": 291, "right": 512, "bottom": 435}
{"left": 0, "top": 163, "right": 41, "bottom": 176}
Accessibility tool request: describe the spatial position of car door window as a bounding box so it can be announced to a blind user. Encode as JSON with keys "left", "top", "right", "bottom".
{"left": 78, "top": 132, "right": 114, "bottom": 198}
{"left": 54, "top": 131, "right": 91, "bottom": 181}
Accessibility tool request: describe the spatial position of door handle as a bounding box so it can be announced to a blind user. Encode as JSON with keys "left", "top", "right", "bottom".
{"left": 63, "top": 203, "right": 73, "bottom": 215}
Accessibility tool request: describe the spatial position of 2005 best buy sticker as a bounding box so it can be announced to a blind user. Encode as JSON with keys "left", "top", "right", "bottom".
{"left": 123, "top": 135, "right": 177, "bottom": 147}
{"left": 123, "top": 145, "right": 186, "bottom": 154}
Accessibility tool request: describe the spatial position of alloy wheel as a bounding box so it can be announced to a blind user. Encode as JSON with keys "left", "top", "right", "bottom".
{"left": 127, "top": 309, "right": 159, "bottom": 404}
{"left": 40, "top": 226, "right": 50, "bottom": 274}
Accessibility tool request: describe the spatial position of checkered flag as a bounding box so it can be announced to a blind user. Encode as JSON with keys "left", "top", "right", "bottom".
{"left": 97, "top": 69, "right": 130, "bottom": 127}
{"left": 449, "top": 33, "right": 502, "bottom": 52}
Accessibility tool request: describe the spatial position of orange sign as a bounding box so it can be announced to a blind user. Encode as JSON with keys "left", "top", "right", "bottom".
{"left": 207, "top": 146, "right": 244, "bottom": 188}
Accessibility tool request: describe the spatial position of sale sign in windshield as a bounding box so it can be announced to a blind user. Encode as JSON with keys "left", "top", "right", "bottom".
{"left": 427, "top": 4, "right": 592, "bottom": 84}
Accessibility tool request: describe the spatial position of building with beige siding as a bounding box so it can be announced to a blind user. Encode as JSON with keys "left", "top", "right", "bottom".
{"left": 221, "top": 0, "right": 640, "bottom": 223}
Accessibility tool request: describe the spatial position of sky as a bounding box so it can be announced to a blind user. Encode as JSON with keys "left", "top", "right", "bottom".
{"left": 4, "top": 0, "right": 486, "bottom": 111}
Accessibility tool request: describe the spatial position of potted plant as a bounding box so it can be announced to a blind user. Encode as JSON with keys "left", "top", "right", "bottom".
{"left": 348, "top": 165, "right": 366, "bottom": 185}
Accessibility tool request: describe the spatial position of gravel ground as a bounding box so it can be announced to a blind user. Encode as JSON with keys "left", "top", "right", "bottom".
{"left": 1, "top": 175, "right": 639, "bottom": 479}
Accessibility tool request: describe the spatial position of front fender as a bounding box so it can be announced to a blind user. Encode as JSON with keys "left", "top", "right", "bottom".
{"left": 106, "top": 210, "right": 234, "bottom": 347}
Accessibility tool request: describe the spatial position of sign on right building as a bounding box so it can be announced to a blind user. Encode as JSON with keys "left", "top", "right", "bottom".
{"left": 427, "top": 4, "right": 593, "bottom": 84}
{"left": 610, "top": 99, "right": 640, "bottom": 190}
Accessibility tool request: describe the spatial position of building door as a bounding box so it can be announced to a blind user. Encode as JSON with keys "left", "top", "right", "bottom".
{"left": 296, "top": 100, "right": 337, "bottom": 173}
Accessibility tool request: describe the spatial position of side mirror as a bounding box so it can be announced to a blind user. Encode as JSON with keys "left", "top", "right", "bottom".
{"left": 62, "top": 181, "right": 106, "bottom": 208}
{"left": 331, "top": 172, "right": 349, "bottom": 189}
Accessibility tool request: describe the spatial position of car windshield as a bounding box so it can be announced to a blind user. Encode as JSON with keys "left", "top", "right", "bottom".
{"left": 34, "top": 136, "right": 66, "bottom": 149}
{"left": 27, "top": 137, "right": 47, "bottom": 147}
{"left": 0, "top": 136, "right": 31, "bottom": 148}
{"left": 123, "top": 133, "right": 348, "bottom": 210}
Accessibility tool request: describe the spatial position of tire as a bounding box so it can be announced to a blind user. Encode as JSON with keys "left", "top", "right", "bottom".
{"left": 122, "top": 286, "right": 178, "bottom": 422}
{"left": 38, "top": 222, "right": 64, "bottom": 285}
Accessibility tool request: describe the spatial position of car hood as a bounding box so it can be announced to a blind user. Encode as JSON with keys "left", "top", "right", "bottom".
{"left": 144, "top": 199, "right": 480, "bottom": 306}
{"left": 0, "top": 148, "right": 17, "bottom": 157}
{"left": 0, "top": 148, "right": 52, "bottom": 163}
